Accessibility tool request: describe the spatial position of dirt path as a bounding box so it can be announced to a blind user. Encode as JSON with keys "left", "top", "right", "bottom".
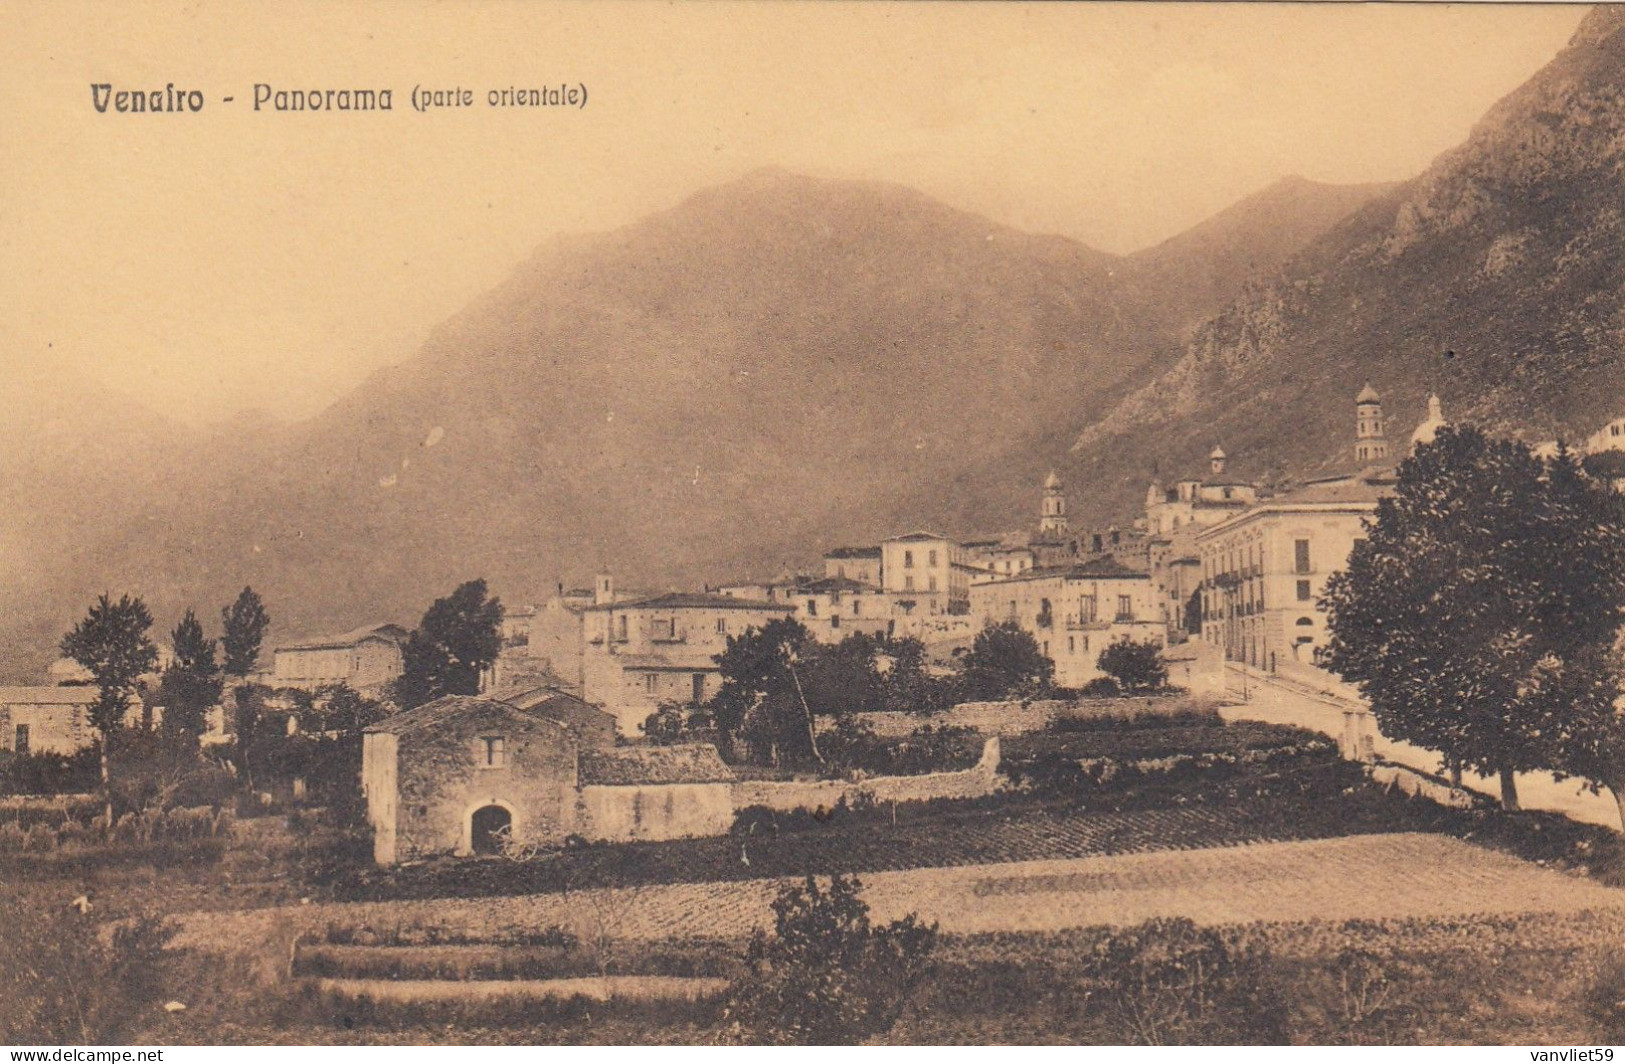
{"left": 177, "top": 833, "right": 1625, "bottom": 960}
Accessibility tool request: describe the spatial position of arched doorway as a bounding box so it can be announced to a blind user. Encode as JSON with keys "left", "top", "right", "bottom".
{"left": 470, "top": 804, "right": 512, "bottom": 855}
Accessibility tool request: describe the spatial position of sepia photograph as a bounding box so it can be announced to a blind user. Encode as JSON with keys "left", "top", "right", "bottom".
{"left": 3, "top": 0, "right": 1625, "bottom": 1048}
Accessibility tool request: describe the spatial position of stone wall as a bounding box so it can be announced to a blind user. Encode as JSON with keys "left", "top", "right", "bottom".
{"left": 842, "top": 695, "right": 1210, "bottom": 739}
{"left": 730, "top": 737, "right": 1002, "bottom": 812}
{"left": 1370, "top": 762, "right": 1480, "bottom": 809}
{"left": 578, "top": 782, "right": 735, "bottom": 842}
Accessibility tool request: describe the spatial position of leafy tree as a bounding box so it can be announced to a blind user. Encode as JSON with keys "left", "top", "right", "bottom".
{"left": 220, "top": 587, "right": 270, "bottom": 784}
{"left": 719, "top": 873, "right": 937, "bottom": 1044}
{"left": 1322, "top": 428, "right": 1625, "bottom": 811}
{"left": 879, "top": 636, "right": 953, "bottom": 715}
{"left": 156, "top": 608, "right": 222, "bottom": 752}
{"left": 1097, "top": 638, "right": 1169, "bottom": 694}
{"left": 394, "top": 579, "right": 505, "bottom": 709}
{"left": 959, "top": 620, "right": 1054, "bottom": 701}
{"left": 1184, "top": 588, "right": 1204, "bottom": 636}
{"left": 310, "top": 681, "right": 387, "bottom": 740}
{"left": 640, "top": 702, "right": 689, "bottom": 744}
{"left": 709, "top": 618, "right": 823, "bottom": 766}
{"left": 60, "top": 593, "right": 159, "bottom": 824}
{"left": 800, "top": 632, "right": 885, "bottom": 719}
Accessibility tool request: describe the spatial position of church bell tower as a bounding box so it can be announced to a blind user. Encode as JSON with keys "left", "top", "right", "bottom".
{"left": 1355, "top": 382, "right": 1389, "bottom": 463}
{"left": 1039, "top": 470, "right": 1069, "bottom": 535}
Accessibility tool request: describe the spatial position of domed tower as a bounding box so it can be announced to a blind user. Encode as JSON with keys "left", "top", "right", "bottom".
{"left": 1410, "top": 393, "right": 1447, "bottom": 454}
{"left": 1209, "top": 445, "right": 1228, "bottom": 476}
{"left": 1039, "top": 470, "right": 1069, "bottom": 535}
{"left": 1355, "top": 382, "right": 1389, "bottom": 463}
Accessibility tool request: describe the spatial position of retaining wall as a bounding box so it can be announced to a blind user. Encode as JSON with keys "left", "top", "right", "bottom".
{"left": 730, "top": 737, "right": 1002, "bottom": 811}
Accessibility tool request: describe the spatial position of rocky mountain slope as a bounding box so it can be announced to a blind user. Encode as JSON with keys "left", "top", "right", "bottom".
{"left": 1070, "top": 5, "right": 1625, "bottom": 512}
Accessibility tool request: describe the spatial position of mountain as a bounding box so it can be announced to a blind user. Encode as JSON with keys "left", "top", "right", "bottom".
{"left": 3, "top": 169, "right": 1191, "bottom": 680}
{"left": 1068, "top": 5, "right": 1625, "bottom": 518}
{"left": 1118, "top": 176, "right": 1395, "bottom": 337}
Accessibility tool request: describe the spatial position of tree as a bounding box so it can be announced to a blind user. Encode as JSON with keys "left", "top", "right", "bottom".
{"left": 1184, "top": 588, "right": 1204, "bottom": 636}
{"left": 394, "top": 578, "right": 505, "bottom": 709}
{"left": 709, "top": 618, "right": 824, "bottom": 766}
{"left": 959, "top": 621, "right": 1054, "bottom": 701}
{"left": 719, "top": 873, "right": 937, "bottom": 1044}
{"left": 1098, "top": 638, "right": 1169, "bottom": 694}
{"left": 879, "top": 636, "right": 952, "bottom": 715}
{"left": 156, "top": 609, "right": 222, "bottom": 753}
{"left": 60, "top": 593, "right": 159, "bottom": 824}
{"left": 1321, "top": 427, "right": 1625, "bottom": 811}
{"left": 220, "top": 587, "right": 270, "bottom": 784}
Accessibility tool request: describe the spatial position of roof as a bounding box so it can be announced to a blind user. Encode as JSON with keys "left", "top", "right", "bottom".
{"left": 581, "top": 591, "right": 795, "bottom": 614}
{"left": 613, "top": 653, "right": 719, "bottom": 673}
{"left": 798, "top": 576, "right": 875, "bottom": 594}
{"left": 1357, "top": 382, "right": 1382, "bottom": 404}
{"left": 977, "top": 557, "right": 1149, "bottom": 586}
{"left": 0, "top": 686, "right": 99, "bottom": 705}
{"left": 280, "top": 623, "right": 409, "bottom": 653}
{"left": 364, "top": 695, "right": 566, "bottom": 736}
{"left": 1044, "top": 470, "right": 1062, "bottom": 489}
{"left": 823, "top": 545, "right": 882, "bottom": 559}
{"left": 884, "top": 530, "right": 948, "bottom": 543}
{"left": 578, "top": 744, "right": 735, "bottom": 786}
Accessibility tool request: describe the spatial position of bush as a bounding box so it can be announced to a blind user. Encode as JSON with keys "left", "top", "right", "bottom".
{"left": 719, "top": 874, "right": 937, "bottom": 1044}
{"left": 1079, "top": 676, "right": 1121, "bottom": 698}
{"left": 0, "top": 748, "right": 100, "bottom": 796}
{"left": 1087, "top": 918, "right": 1287, "bottom": 1044}
{"left": 1097, "top": 639, "right": 1169, "bottom": 694}
{"left": 641, "top": 703, "right": 690, "bottom": 744}
{"left": 820, "top": 718, "right": 982, "bottom": 778}
{"left": 1584, "top": 954, "right": 1625, "bottom": 1043}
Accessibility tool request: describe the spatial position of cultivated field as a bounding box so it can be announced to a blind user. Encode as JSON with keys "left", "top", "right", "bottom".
{"left": 176, "top": 832, "right": 1625, "bottom": 957}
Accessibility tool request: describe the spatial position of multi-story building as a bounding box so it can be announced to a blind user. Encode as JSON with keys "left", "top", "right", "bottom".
{"left": 272, "top": 623, "right": 409, "bottom": 694}
{"left": 1196, "top": 386, "right": 1404, "bottom": 669}
{"left": 0, "top": 686, "right": 150, "bottom": 755}
{"left": 821, "top": 546, "right": 882, "bottom": 586}
{"left": 1143, "top": 445, "right": 1264, "bottom": 639}
{"left": 880, "top": 531, "right": 974, "bottom": 614}
{"left": 967, "top": 557, "right": 1164, "bottom": 689}
{"left": 579, "top": 590, "right": 795, "bottom": 735}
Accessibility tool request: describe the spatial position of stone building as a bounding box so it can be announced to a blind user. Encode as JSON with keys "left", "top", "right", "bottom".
{"left": 360, "top": 692, "right": 736, "bottom": 864}
{"left": 362, "top": 696, "right": 583, "bottom": 865}
{"left": 577, "top": 745, "right": 736, "bottom": 842}
{"left": 967, "top": 557, "right": 1164, "bottom": 689}
{"left": 822, "top": 545, "right": 882, "bottom": 586}
{"left": 272, "top": 623, "right": 408, "bottom": 694}
{"left": 0, "top": 686, "right": 150, "bottom": 755}
{"left": 1143, "top": 445, "right": 1264, "bottom": 639}
{"left": 580, "top": 590, "right": 795, "bottom": 735}
{"left": 880, "top": 531, "right": 973, "bottom": 612}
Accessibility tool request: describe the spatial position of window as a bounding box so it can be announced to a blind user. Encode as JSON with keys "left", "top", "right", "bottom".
{"left": 1117, "top": 595, "right": 1133, "bottom": 621}
{"left": 716, "top": 617, "right": 726, "bottom": 633}
{"left": 692, "top": 673, "right": 706, "bottom": 703}
{"left": 479, "top": 736, "right": 506, "bottom": 769}
{"left": 852, "top": 600, "right": 860, "bottom": 616}
{"left": 807, "top": 599, "right": 818, "bottom": 617}
{"left": 616, "top": 615, "right": 628, "bottom": 641}
{"left": 1080, "top": 594, "right": 1097, "bottom": 623}
{"left": 831, "top": 615, "right": 841, "bottom": 629}
{"left": 1294, "top": 539, "right": 1312, "bottom": 574}
{"left": 904, "top": 550, "right": 914, "bottom": 568}
{"left": 904, "top": 575, "right": 915, "bottom": 591}
{"left": 928, "top": 549, "right": 938, "bottom": 566}
{"left": 1297, "top": 580, "right": 1312, "bottom": 601}
{"left": 13, "top": 723, "right": 28, "bottom": 757}
{"left": 1068, "top": 636, "right": 1075, "bottom": 653}
{"left": 928, "top": 575, "right": 938, "bottom": 592}
{"left": 644, "top": 673, "right": 658, "bottom": 693}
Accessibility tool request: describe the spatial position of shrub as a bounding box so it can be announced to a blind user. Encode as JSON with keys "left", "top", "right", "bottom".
{"left": 1097, "top": 639, "right": 1169, "bottom": 694}
{"left": 1584, "top": 953, "right": 1625, "bottom": 1043}
{"left": 821, "top": 718, "right": 982, "bottom": 778}
{"left": 1079, "top": 676, "right": 1122, "bottom": 698}
{"left": 1087, "top": 918, "right": 1287, "bottom": 1045}
{"left": 641, "top": 703, "right": 690, "bottom": 744}
{"left": 719, "top": 873, "right": 937, "bottom": 1044}
{"left": 0, "top": 748, "right": 100, "bottom": 796}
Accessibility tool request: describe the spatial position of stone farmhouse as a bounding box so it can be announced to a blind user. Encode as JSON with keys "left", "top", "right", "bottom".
{"left": 272, "top": 622, "right": 409, "bottom": 694}
{"left": 361, "top": 693, "right": 733, "bottom": 865}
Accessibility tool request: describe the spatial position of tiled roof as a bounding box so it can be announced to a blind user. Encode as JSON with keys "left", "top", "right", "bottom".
{"left": 799, "top": 576, "right": 875, "bottom": 594}
{"left": 884, "top": 530, "right": 948, "bottom": 543}
{"left": 281, "top": 623, "right": 408, "bottom": 652}
{"left": 823, "top": 545, "right": 882, "bottom": 559}
{"left": 979, "top": 557, "right": 1150, "bottom": 586}
{"left": 579, "top": 744, "right": 735, "bottom": 786}
{"left": 581, "top": 592, "right": 795, "bottom": 614}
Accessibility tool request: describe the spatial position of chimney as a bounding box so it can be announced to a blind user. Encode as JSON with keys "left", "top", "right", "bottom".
{"left": 595, "top": 573, "right": 614, "bottom": 606}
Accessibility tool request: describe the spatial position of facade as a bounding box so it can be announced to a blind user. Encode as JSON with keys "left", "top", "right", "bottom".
{"left": 1197, "top": 470, "right": 1393, "bottom": 668}
{"left": 967, "top": 557, "right": 1165, "bottom": 689}
{"left": 360, "top": 694, "right": 735, "bottom": 864}
{"left": 964, "top": 538, "right": 1037, "bottom": 581}
{"left": 822, "top": 546, "right": 882, "bottom": 586}
{"left": 1143, "top": 445, "right": 1262, "bottom": 640}
{"left": 580, "top": 591, "right": 795, "bottom": 734}
{"left": 880, "top": 531, "right": 972, "bottom": 613}
{"left": 272, "top": 623, "right": 408, "bottom": 693}
{"left": 0, "top": 686, "right": 148, "bottom": 755}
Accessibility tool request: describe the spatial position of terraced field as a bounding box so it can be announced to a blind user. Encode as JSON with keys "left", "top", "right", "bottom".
{"left": 178, "top": 833, "right": 1625, "bottom": 960}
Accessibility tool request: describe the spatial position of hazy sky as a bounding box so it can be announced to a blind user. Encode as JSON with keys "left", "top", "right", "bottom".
{"left": 1, "top": 1, "right": 1589, "bottom": 425}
